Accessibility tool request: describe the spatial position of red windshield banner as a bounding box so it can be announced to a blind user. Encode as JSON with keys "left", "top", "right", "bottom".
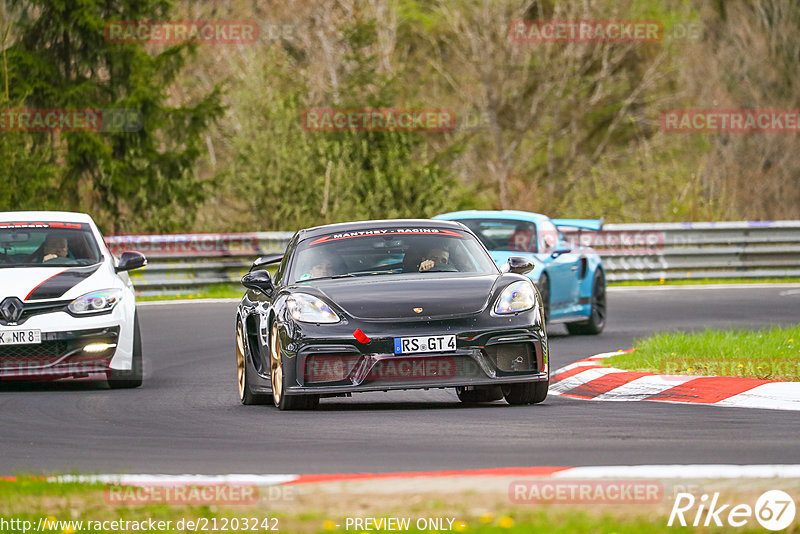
{"left": 309, "top": 228, "right": 464, "bottom": 246}
{"left": 0, "top": 222, "right": 87, "bottom": 230}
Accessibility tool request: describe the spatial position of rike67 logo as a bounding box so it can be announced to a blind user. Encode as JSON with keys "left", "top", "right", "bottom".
{"left": 668, "top": 490, "right": 796, "bottom": 531}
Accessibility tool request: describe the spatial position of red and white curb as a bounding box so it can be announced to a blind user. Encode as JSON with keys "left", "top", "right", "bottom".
{"left": 48, "top": 465, "right": 800, "bottom": 486}
{"left": 551, "top": 351, "right": 800, "bottom": 411}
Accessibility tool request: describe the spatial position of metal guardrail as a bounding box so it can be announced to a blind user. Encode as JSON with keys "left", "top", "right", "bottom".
{"left": 594, "top": 221, "right": 800, "bottom": 282}
{"left": 105, "top": 221, "right": 800, "bottom": 296}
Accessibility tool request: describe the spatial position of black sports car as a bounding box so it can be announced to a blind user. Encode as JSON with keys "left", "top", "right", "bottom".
{"left": 235, "top": 219, "right": 549, "bottom": 410}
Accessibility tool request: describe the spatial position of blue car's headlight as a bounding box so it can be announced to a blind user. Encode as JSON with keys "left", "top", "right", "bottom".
{"left": 287, "top": 294, "right": 340, "bottom": 324}
{"left": 68, "top": 289, "right": 123, "bottom": 314}
{"left": 494, "top": 281, "right": 538, "bottom": 315}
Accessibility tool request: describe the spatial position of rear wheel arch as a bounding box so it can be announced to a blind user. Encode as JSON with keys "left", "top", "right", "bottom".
{"left": 566, "top": 268, "right": 606, "bottom": 335}
{"left": 236, "top": 310, "right": 271, "bottom": 405}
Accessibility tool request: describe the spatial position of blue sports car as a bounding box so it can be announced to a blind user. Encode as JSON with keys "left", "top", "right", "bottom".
{"left": 434, "top": 210, "right": 606, "bottom": 334}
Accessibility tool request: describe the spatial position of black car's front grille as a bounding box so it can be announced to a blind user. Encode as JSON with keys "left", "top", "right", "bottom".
{"left": 304, "top": 354, "right": 361, "bottom": 383}
{"left": 484, "top": 342, "right": 539, "bottom": 373}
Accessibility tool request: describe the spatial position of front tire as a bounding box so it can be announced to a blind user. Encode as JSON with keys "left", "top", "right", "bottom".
{"left": 566, "top": 269, "right": 606, "bottom": 335}
{"left": 107, "top": 313, "right": 143, "bottom": 389}
{"left": 502, "top": 380, "right": 548, "bottom": 405}
{"left": 270, "top": 322, "right": 319, "bottom": 411}
{"left": 455, "top": 386, "right": 504, "bottom": 403}
{"left": 236, "top": 319, "right": 271, "bottom": 405}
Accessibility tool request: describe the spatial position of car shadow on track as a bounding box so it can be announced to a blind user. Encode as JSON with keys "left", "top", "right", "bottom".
{"left": 0, "top": 379, "right": 111, "bottom": 392}
{"left": 315, "top": 400, "right": 552, "bottom": 412}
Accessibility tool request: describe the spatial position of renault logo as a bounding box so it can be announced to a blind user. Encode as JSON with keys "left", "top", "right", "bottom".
{"left": 0, "top": 297, "right": 24, "bottom": 324}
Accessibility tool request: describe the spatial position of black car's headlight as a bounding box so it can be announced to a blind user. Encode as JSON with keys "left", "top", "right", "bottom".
{"left": 68, "top": 289, "right": 123, "bottom": 315}
{"left": 493, "top": 281, "right": 538, "bottom": 316}
{"left": 287, "top": 294, "right": 340, "bottom": 324}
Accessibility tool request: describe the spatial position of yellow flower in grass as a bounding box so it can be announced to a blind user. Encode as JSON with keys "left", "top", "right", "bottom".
{"left": 670, "top": 352, "right": 677, "bottom": 356}
{"left": 454, "top": 521, "right": 469, "bottom": 532}
{"left": 498, "top": 516, "right": 515, "bottom": 529}
{"left": 788, "top": 339, "right": 794, "bottom": 343}
{"left": 737, "top": 364, "right": 744, "bottom": 368}
{"left": 687, "top": 367, "right": 694, "bottom": 373}
{"left": 479, "top": 513, "right": 493, "bottom": 524}
{"left": 323, "top": 520, "right": 336, "bottom": 530}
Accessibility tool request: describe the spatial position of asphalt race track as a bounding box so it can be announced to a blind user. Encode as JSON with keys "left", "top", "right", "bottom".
{"left": 1, "top": 286, "right": 798, "bottom": 475}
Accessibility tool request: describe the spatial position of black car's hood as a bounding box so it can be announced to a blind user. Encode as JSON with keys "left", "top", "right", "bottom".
{"left": 311, "top": 273, "right": 502, "bottom": 320}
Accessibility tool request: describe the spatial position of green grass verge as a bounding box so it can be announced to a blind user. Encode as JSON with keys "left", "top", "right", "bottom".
{"left": 609, "top": 277, "right": 800, "bottom": 286}
{"left": 606, "top": 324, "right": 800, "bottom": 381}
{"left": 0, "top": 478, "right": 755, "bottom": 534}
{"left": 136, "top": 284, "right": 245, "bottom": 301}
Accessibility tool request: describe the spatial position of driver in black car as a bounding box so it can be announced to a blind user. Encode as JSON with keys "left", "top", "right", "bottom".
{"left": 417, "top": 246, "right": 450, "bottom": 272}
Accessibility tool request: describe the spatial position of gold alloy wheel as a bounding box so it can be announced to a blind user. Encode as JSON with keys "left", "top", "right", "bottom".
{"left": 235, "top": 323, "right": 246, "bottom": 401}
{"left": 270, "top": 322, "right": 283, "bottom": 406}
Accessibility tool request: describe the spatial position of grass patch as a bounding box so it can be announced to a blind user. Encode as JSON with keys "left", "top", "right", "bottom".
{"left": 136, "top": 284, "right": 245, "bottom": 301}
{"left": 607, "top": 324, "right": 800, "bottom": 381}
{"left": 609, "top": 277, "right": 800, "bottom": 287}
{"left": 3, "top": 477, "right": 798, "bottom": 533}
{"left": 0, "top": 477, "right": 753, "bottom": 534}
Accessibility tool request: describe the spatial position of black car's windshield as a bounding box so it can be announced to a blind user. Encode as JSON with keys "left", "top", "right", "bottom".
{"left": 290, "top": 227, "right": 498, "bottom": 282}
{"left": 0, "top": 222, "right": 102, "bottom": 268}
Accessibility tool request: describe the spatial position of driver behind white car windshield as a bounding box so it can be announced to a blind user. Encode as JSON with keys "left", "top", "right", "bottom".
{"left": 0, "top": 227, "right": 102, "bottom": 267}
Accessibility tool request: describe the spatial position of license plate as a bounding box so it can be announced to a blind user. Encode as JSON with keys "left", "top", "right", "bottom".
{"left": 0, "top": 329, "right": 41, "bottom": 345}
{"left": 394, "top": 335, "right": 456, "bottom": 354}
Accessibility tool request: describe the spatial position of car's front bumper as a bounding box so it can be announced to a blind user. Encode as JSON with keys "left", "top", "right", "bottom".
{"left": 0, "top": 325, "right": 121, "bottom": 380}
{"left": 279, "top": 317, "right": 548, "bottom": 396}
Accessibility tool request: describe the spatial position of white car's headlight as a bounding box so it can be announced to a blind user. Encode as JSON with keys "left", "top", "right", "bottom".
{"left": 494, "top": 281, "right": 538, "bottom": 315}
{"left": 287, "top": 294, "right": 340, "bottom": 324}
{"left": 68, "top": 289, "right": 123, "bottom": 315}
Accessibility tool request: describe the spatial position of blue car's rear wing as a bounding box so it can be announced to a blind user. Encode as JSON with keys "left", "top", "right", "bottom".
{"left": 551, "top": 218, "right": 604, "bottom": 232}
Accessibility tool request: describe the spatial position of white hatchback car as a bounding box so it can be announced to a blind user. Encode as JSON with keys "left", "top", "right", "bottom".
{"left": 0, "top": 212, "right": 146, "bottom": 388}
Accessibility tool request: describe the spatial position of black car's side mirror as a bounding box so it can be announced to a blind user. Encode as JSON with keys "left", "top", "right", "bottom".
{"left": 115, "top": 251, "right": 147, "bottom": 272}
{"left": 507, "top": 256, "right": 534, "bottom": 275}
{"left": 242, "top": 270, "right": 274, "bottom": 295}
{"left": 250, "top": 254, "right": 283, "bottom": 272}
{"left": 551, "top": 247, "right": 571, "bottom": 258}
